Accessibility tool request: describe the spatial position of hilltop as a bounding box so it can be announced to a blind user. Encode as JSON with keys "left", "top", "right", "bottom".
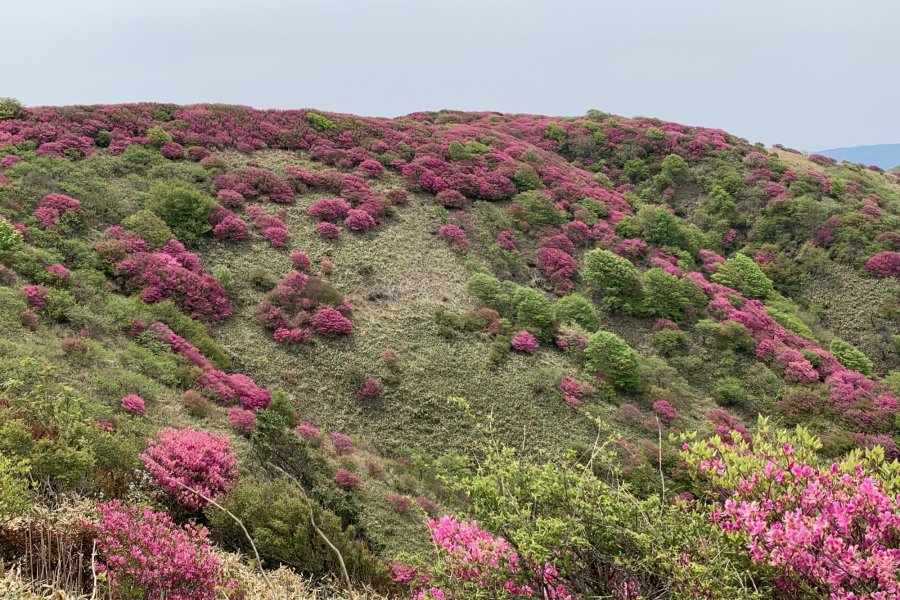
{"left": 815, "top": 143, "right": 900, "bottom": 170}
{"left": 0, "top": 99, "right": 899, "bottom": 599}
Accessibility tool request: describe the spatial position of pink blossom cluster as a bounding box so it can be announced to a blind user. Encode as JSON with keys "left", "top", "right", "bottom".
{"left": 92, "top": 500, "right": 232, "bottom": 600}
{"left": 511, "top": 330, "right": 539, "bottom": 354}
{"left": 355, "top": 377, "right": 380, "bottom": 400}
{"left": 44, "top": 263, "right": 71, "bottom": 279}
{"left": 140, "top": 427, "right": 238, "bottom": 510}
{"left": 106, "top": 231, "right": 231, "bottom": 322}
{"left": 864, "top": 251, "right": 900, "bottom": 278}
{"left": 245, "top": 204, "right": 289, "bottom": 247}
{"left": 437, "top": 223, "right": 469, "bottom": 249}
{"left": 335, "top": 468, "right": 363, "bottom": 489}
{"left": 214, "top": 167, "right": 294, "bottom": 203}
{"left": 330, "top": 431, "right": 356, "bottom": 455}
{"left": 227, "top": 407, "right": 256, "bottom": 434}
{"left": 32, "top": 193, "right": 83, "bottom": 229}
{"left": 559, "top": 375, "right": 584, "bottom": 407}
{"left": 120, "top": 394, "right": 146, "bottom": 416}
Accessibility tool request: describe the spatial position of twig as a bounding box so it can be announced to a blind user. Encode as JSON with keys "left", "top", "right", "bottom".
{"left": 89, "top": 540, "right": 98, "bottom": 600}
{"left": 268, "top": 464, "right": 354, "bottom": 594}
{"left": 172, "top": 480, "right": 277, "bottom": 600}
{"left": 656, "top": 416, "right": 666, "bottom": 510}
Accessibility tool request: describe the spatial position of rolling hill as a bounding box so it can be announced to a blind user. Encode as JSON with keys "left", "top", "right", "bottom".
{"left": 0, "top": 99, "right": 899, "bottom": 599}
{"left": 815, "top": 143, "right": 900, "bottom": 169}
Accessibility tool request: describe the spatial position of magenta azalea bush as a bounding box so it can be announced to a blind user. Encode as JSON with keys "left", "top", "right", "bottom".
{"left": 511, "top": 330, "right": 538, "bottom": 354}
{"left": 120, "top": 394, "right": 146, "bottom": 416}
{"left": 864, "top": 251, "right": 900, "bottom": 278}
{"left": 140, "top": 427, "right": 238, "bottom": 510}
{"left": 92, "top": 500, "right": 233, "bottom": 600}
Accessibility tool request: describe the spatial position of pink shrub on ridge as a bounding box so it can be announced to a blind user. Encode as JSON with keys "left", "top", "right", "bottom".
{"left": 335, "top": 468, "right": 363, "bottom": 489}
{"left": 216, "top": 189, "right": 245, "bottom": 208}
{"left": 212, "top": 215, "right": 248, "bottom": 241}
{"left": 160, "top": 141, "right": 184, "bottom": 159}
{"left": 290, "top": 251, "right": 311, "bottom": 271}
{"left": 45, "top": 264, "right": 71, "bottom": 280}
{"left": 437, "top": 223, "right": 469, "bottom": 248}
{"left": 652, "top": 399, "right": 678, "bottom": 424}
{"left": 355, "top": 378, "right": 380, "bottom": 400}
{"left": 315, "top": 221, "right": 341, "bottom": 239}
{"left": 140, "top": 427, "right": 237, "bottom": 510}
{"left": 22, "top": 284, "right": 48, "bottom": 307}
{"left": 511, "top": 330, "right": 538, "bottom": 354}
{"left": 308, "top": 198, "right": 351, "bottom": 222}
{"left": 32, "top": 193, "right": 83, "bottom": 229}
{"left": 344, "top": 208, "right": 376, "bottom": 232}
{"left": 295, "top": 422, "right": 321, "bottom": 440}
{"left": 310, "top": 305, "right": 353, "bottom": 334}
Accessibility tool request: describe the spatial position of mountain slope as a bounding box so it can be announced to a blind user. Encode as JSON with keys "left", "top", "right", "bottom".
{"left": 816, "top": 143, "right": 900, "bottom": 169}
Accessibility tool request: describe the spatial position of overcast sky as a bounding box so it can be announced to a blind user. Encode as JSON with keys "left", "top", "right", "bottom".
{"left": 5, "top": 0, "right": 898, "bottom": 150}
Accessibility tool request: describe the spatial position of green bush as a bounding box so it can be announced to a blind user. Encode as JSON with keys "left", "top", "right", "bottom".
{"left": 0, "top": 451, "right": 30, "bottom": 524}
{"left": 553, "top": 293, "right": 598, "bottom": 330}
{"left": 640, "top": 268, "right": 705, "bottom": 321}
{"left": 146, "top": 125, "right": 173, "bottom": 149}
{"left": 652, "top": 328, "right": 690, "bottom": 357}
{"left": 0, "top": 97, "right": 23, "bottom": 120}
{"left": 510, "top": 165, "right": 544, "bottom": 192}
{"left": 512, "top": 286, "right": 553, "bottom": 334}
{"left": 207, "top": 477, "right": 387, "bottom": 584}
{"left": 0, "top": 219, "right": 24, "bottom": 252}
{"left": 465, "top": 140, "right": 491, "bottom": 154}
{"left": 545, "top": 123, "right": 566, "bottom": 143}
{"left": 122, "top": 209, "right": 174, "bottom": 248}
{"left": 146, "top": 181, "right": 216, "bottom": 246}
{"left": 829, "top": 338, "right": 873, "bottom": 376}
{"left": 447, "top": 140, "right": 471, "bottom": 162}
{"left": 713, "top": 377, "right": 745, "bottom": 407}
{"left": 307, "top": 112, "right": 337, "bottom": 132}
{"left": 514, "top": 191, "right": 564, "bottom": 229}
{"left": 465, "top": 272, "right": 512, "bottom": 313}
{"left": 583, "top": 249, "right": 643, "bottom": 303}
{"left": 711, "top": 253, "right": 774, "bottom": 298}
{"left": 585, "top": 330, "right": 642, "bottom": 392}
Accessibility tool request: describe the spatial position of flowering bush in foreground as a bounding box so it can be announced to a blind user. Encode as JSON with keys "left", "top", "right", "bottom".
{"left": 92, "top": 500, "right": 232, "bottom": 600}
{"left": 140, "top": 427, "right": 238, "bottom": 510}
{"left": 683, "top": 419, "right": 900, "bottom": 599}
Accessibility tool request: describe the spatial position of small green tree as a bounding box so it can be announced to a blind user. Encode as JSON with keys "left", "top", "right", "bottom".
{"left": 307, "top": 112, "right": 337, "bottom": 132}
{"left": 466, "top": 273, "right": 511, "bottom": 313}
{"left": 122, "top": 210, "right": 174, "bottom": 248}
{"left": 0, "top": 219, "right": 24, "bottom": 252}
{"left": 711, "top": 253, "right": 774, "bottom": 298}
{"left": 514, "top": 191, "right": 564, "bottom": 229}
{"left": 146, "top": 182, "right": 216, "bottom": 246}
{"left": 640, "top": 268, "right": 706, "bottom": 321}
{"left": 583, "top": 249, "right": 643, "bottom": 303}
{"left": 447, "top": 140, "right": 472, "bottom": 162}
{"left": 829, "top": 338, "right": 874, "bottom": 376}
{"left": 513, "top": 286, "right": 554, "bottom": 334}
{"left": 585, "top": 330, "right": 642, "bottom": 392}
{"left": 0, "top": 97, "right": 23, "bottom": 120}
{"left": 146, "top": 125, "right": 173, "bottom": 149}
{"left": 553, "top": 293, "right": 599, "bottom": 330}
{"left": 0, "top": 452, "right": 30, "bottom": 524}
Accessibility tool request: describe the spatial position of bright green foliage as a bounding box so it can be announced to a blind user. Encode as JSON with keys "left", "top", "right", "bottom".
{"left": 640, "top": 268, "right": 706, "bottom": 320}
{"left": 622, "top": 159, "right": 650, "bottom": 183}
{"left": 447, "top": 140, "right": 471, "bottom": 162}
{"left": 652, "top": 328, "right": 690, "bottom": 356}
{"left": 660, "top": 153, "right": 688, "bottom": 179}
{"left": 122, "top": 209, "right": 174, "bottom": 249}
{"left": 512, "top": 286, "right": 553, "bottom": 334}
{"left": 0, "top": 97, "right": 23, "bottom": 120}
{"left": 582, "top": 248, "right": 643, "bottom": 303}
{"left": 711, "top": 253, "right": 774, "bottom": 298}
{"left": 146, "top": 181, "right": 217, "bottom": 246}
{"left": 146, "top": 125, "right": 173, "bottom": 149}
{"left": 207, "top": 477, "right": 386, "bottom": 583}
{"left": 553, "top": 293, "right": 598, "bottom": 330}
{"left": 0, "top": 219, "right": 24, "bottom": 252}
{"left": 829, "top": 338, "right": 874, "bottom": 376}
{"left": 465, "top": 140, "right": 491, "bottom": 154}
{"left": 514, "top": 191, "right": 564, "bottom": 229}
{"left": 511, "top": 164, "right": 544, "bottom": 192}
{"left": 307, "top": 112, "right": 337, "bottom": 132}
{"left": 0, "top": 452, "right": 30, "bottom": 523}
{"left": 714, "top": 377, "right": 745, "bottom": 407}
{"left": 465, "top": 272, "right": 511, "bottom": 313}
{"left": 545, "top": 122, "right": 566, "bottom": 143}
{"left": 637, "top": 206, "right": 703, "bottom": 253}
{"left": 584, "top": 330, "right": 641, "bottom": 391}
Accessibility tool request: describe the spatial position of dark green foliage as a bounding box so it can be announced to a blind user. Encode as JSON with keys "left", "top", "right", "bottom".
{"left": 0, "top": 97, "right": 23, "bottom": 120}
{"left": 652, "top": 328, "right": 690, "bottom": 357}
{"left": 207, "top": 477, "right": 387, "bottom": 584}
{"left": 711, "top": 253, "right": 774, "bottom": 298}
{"left": 637, "top": 206, "right": 703, "bottom": 254}
{"left": 714, "top": 377, "right": 746, "bottom": 407}
{"left": 510, "top": 165, "right": 544, "bottom": 192}
{"left": 622, "top": 159, "right": 650, "bottom": 183}
{"left": 122, "top": 209, "right": 174, "bottom": 249}
{"left": 465, "top": 272, "right": 512, "bottom": 313}
{"left": 829, "top": 338, "right": 874, "bottom": 376}
{"left": 514, "top": 191, "right": 564, "bottom": 229}
{"left": 640, "top": 268, "right": 706, "bottom": 321}
{"left": 146, "top": 181, "right": 216, "bottom": 246}
{"left": 585, "top": 330, "right": 642, "bottom": 392}
{"left": 553, "top": 293, "right": 598, "bottom": 330}
{"left": 582, "top": 248, "right": 643, "bottom": 303}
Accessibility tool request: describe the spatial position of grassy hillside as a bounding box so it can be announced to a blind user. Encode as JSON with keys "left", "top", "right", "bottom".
{"left": 0, "top": 100, "right": 899, "bottom": 598}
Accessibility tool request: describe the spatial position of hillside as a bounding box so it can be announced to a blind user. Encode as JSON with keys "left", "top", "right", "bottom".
{"left": 815, "top": 143, "right": 900, "bottom": 170}
{"left": 0, "top": 100, "right": 899, "bottom": 599}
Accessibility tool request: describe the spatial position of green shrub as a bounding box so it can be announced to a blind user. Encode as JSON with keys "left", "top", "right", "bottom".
{"left": 640, "top": 268, "right": 705, "bottom": 321}
{"left": 465, "top": 140, "right": 491, "bottom": 154}
{"left": 713, "top": 377, "right": 745, "bottom": 407}
{"left": 829, "top": 338, "right": 873, "bottom": 376}
{"left": 515, "top": 191, "right": 564, "bottom": 229}
{"left": 585, "top": 331, "right": 642, "bottom": 392}
{"left": 622, "top": 159, "right": 650, "bottom": 183}
{"left": 0, "top": 219, "right": 24, "bottom": 252}
{"left": 711, "top": 253, "right": 774, "bottom": 298}
{"left": 146, "top": 181, "right": 216, "bottom": 246}
{"left": 307, "top": 112, "right": 337, "bottom": 132}
{"left": 583, "top": 248, "right": 643, "bottom": 303}
{"left": 465, "top": 273, "right": 511, "bottom": 313}
{"left": 637, "top": 206, "right": 702, "bottom": 254}
{"left": 0, "top": 451, "right": 30, "bottom": 523}
{"left": 652, "top": 328, "right": 690, "bottom": 357}
{"left": 447, "top": 140, "right": 471, "bottom": 162}
{"left": 122, "top": 209, "right": 174, "bottom": 248}
{"left": 146, "top": 125, "right": 173, "bottom": 149}
{"left": 545, "top": 123, "right": 566, "bottom": 143}
{"left": 510, "top": 165, "right": 544, "bottom": 192}
{"left": 512, "top": 286, "right": 553, "bottom": 334}
{"left": 718, "top": 320, "right": 755, "bottom": 353}
{"left": 614, "top": 216, "right": 643, "bottom": 239}
{"left": 0, "top": 97, "right": 23, "bottom": 120}
{"left": 553, "top": 293, "right": 598, "bottom": 330}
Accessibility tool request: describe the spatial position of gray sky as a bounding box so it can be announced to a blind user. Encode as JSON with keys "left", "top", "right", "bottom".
{"left": 5, "top": 0, "right": 898, "bottom": 150}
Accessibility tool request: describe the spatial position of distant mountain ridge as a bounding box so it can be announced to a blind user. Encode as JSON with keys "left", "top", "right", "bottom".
{"left": 815, "top": 143, "right": 900, "bottom": 169}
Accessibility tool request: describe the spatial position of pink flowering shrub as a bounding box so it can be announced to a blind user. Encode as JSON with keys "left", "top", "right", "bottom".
{"left": 1, "top": 154, "right": 21, "bottom": 168}
{"left": 559, "top": 376, "right": 583, "bottom": 407}
{"left": 437, "top": 223, "right": 469, "bottom": 249}
{"left": 308, "top": 198, "right": 351, "bottom": 222}
{"left": 140, "top": 427, "right": 237, "bottom": 510}
{"left": 652, "top": 399, "right": 677, "bottom": 424}
{"left": 290, "top": 251, "right": 311, "bottom": 271}
{"left": 315, "top": 221, "right": 341, "bottom": 239}
{"left": 32, "top": 193, "right": 83, "bottom": 229}
{"left": 295, "top": 422, "right": 321, "bottom": 440}
{"left": 411, "top": 516, "right": 571, "bottom": 599}
{"left": 120, "top": 394, "right": 146, "bottom": 416}
{"left": 310, "top": 305, "right": 353, "bottom": 335}
{"left": 685, "top": 425, "right": 900, "bottom": 598}
{"left": 355, "top": 378, "right": 380, "bottom": 400}
{"left": 45, "top": 263, "right": 71, "bottom": 280}
{"left": 496, "top": 229, "right": 517, "bottom": 251}
{"left": 216, "top": 189, "right": 245, "bottom": 208}
{"left": 92, "top": 500, "right": 232, "bottom": 600}
{"left": 864, "top": 251, "right": 900, "bottom": 278}
{"left": 356, "top": 159, "right": 384, "bottom": 177}
{"left": 330, "top": 431, "right": 356, "bottom": 455}
{"left": 227, "top": 407, "right": 256, "bottom": 435}
{"left": 212, "top": 214, "right": 248, "bottom": 241}
{"left": 160, "top": 141, "right": 184, "bottom": 159}
{"left": 22, "top": 284, "right": 48, "bottom": 307}
{"left": 335, "top": 468, "right": 363, "bottom": 489}
{"left": 511, "top": 330, "right": 539, "bottom": 354}
{"left": 344, "top": 208, "right": 376, "bottom": 232}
